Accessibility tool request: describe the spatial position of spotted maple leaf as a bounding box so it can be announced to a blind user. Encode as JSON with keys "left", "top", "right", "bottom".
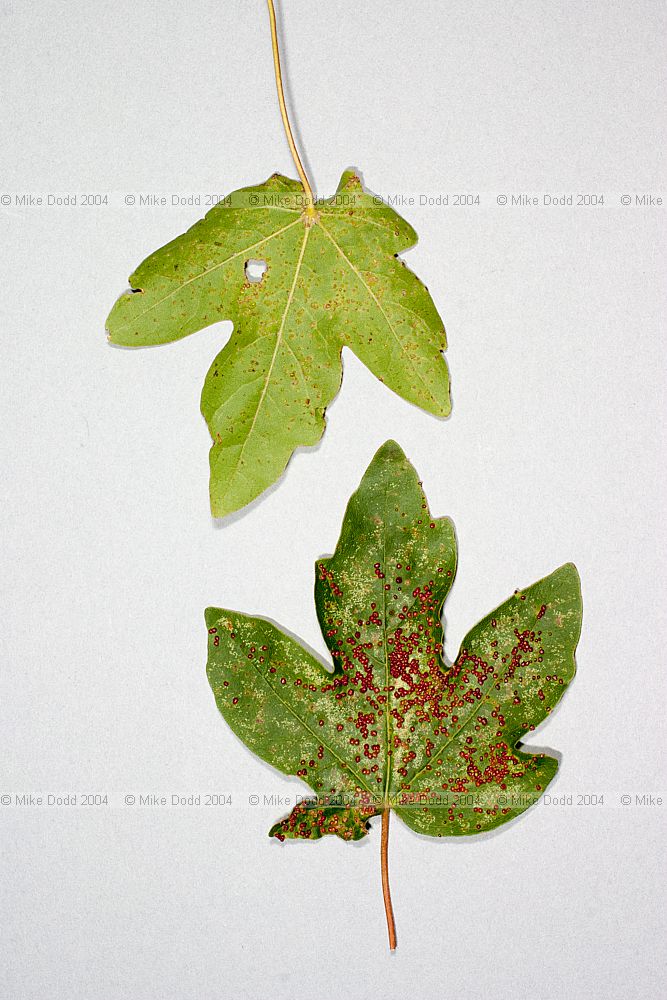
{"left": 106, "top": 173, "right": 449, "bottom": 517}
{"left": 205, "top": 441, "right": 582, "bottom": 946}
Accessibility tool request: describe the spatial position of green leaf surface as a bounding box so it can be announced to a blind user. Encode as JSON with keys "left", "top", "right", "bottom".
{"left": 206, "top": 441, "right": 582, "bottom": 839}
{"left": 106, "top": 172, "right": 449, "bottom": 517}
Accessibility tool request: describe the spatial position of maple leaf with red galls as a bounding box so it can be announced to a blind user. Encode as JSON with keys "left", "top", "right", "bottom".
{"left": 206, "top": 441, "right": 582, "bottom": 947}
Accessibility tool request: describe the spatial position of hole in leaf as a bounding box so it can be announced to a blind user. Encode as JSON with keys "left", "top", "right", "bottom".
{"left": 245, "top": 258, "right": 267, "bottom": 283}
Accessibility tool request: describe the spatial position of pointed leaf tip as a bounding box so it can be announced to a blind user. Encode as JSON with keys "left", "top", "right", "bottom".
{"left": 336, "top": 169, "right": 364, "bottom": 192}
{"left": 373, "top": 439, "right": 407, "bottom": 463}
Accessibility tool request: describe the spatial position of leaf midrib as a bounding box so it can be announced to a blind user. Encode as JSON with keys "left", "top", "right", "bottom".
{"left": 381, "top": 514, "right": 393, "bottom": 806}
{"left": 402, "top": 630, "right": 519, "bottom": 791}
{"left": 110, "top": 216, "right": 303, "bottom": 336}
{"left": 404, "top": 599, "right": 575, "bottom": 790}
{"left": 242, "top": 641, "right": 376, "bottom": 799}
{"left": 223, "top": 224, "right": 312, "bottom": 476}
{"left": 316, "top": 219, "right": 444, "bottom": 412}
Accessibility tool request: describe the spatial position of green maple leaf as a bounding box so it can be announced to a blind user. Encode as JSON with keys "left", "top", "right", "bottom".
{"left": 205, "top": 441, "right": 582, "bottom": 943}
{"left": 106, "top": 172, "right": 449, "bottom": 517}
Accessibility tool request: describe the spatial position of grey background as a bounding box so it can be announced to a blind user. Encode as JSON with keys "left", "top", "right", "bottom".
{"left": 1, "top": 1, "right": 665, "bottom": 998}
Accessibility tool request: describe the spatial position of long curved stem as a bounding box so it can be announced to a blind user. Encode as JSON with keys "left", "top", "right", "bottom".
{"left": 381, "top": 808, "right": 397, "bottom": 950}
{"left": 266, "top": 0, "right": 316, "bottom": 215}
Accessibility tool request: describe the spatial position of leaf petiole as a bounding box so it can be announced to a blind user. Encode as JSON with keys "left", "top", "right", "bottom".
{"left": 266, "top": 0, "right": 316, "bottom": 216}
{"left": 381, "top": 808, "right": 397, "bottom": 950}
